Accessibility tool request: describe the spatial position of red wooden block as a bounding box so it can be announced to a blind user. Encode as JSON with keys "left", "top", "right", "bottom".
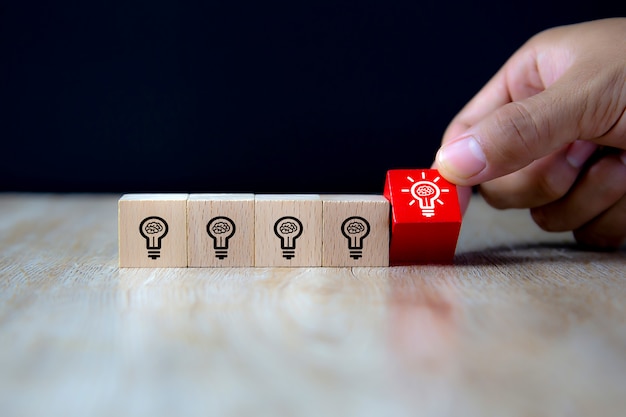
{"left": 384, "top": 169, "right": 462, "bottom": 265}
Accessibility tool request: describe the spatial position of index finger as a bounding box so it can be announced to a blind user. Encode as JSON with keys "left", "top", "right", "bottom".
{"left": 442, "top": 46, "right": 543, "bottom": 144}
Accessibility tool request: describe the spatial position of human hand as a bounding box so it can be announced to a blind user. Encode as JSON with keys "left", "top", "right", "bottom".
{"left": 435, "top": 18, "right": 626, "bottom": 249}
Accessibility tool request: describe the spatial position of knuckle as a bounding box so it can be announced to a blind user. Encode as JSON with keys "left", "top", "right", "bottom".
{"left": 496, "top": 101, "right": 544, "bottom": 162}
{"left": 531, "top": 207, "right": 566, "bottom": 232}
{"left": 586, "top": 158, "right": 626, "bottom": 203}
{"left": 579, "top": 63, "right": 626, "bottom": 139}
{"left": 478, "top": 182, "right": 513, "bottom": 209}
{"left": 573, "top": 228, "right": 625, "bottom": 250}
{"left": 573, "top": 193, "right": 626, "bottom": 250}
{"left": 530, "top": 207, "right": 551, "bottom": 231}
{"left": 479, "top": 166, "right": 571, "bottom": 210}
{"left": 534, "top": 172, "right": 569, "bottom": 204}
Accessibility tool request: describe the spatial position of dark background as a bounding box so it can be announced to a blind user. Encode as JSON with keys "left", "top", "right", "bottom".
{"left": 1, "top": 1, "right": 624, "bottom": 193}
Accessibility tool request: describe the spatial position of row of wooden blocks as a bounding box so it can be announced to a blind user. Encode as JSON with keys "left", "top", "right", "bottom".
{"left": 119, "top": 194, "right": 391, "bottom": 267}
{"left": 118, "top": 169, "right": 463, "bottom": 268}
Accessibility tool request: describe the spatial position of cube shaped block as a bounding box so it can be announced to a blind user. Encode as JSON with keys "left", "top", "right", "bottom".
{"left": 118, "top": 194, "right": 189, "bottom": 267}
{"left": 384, "top": 169, "right": 461, "bottom": 265}
{"left": 321, "top": 195, "right": 389, "bottom": 267}
{"left": 187, "top": 194, "right": 255, "bottom": 267}
{"left": 254, "top": 195, "right": 322, "bottom": 267}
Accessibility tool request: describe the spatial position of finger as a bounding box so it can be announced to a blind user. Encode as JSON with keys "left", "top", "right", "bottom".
{"left": 531, "top": 153, "right": 626, "bottom": 232}
{"left": 442, "top": 46, "right": 542, "bottom": 145}
{"left": 479, "top": 141, "right": 598, "bottom": 209}
{"left": 589, "top": 104, "right": 626, "bottom": 150}
{"left": 456, "top": 185, "right": 473, "bottom": 216}
{"left": 436, "top": 64, "right": 626, "bottom": 186}
{"left": 573, "top": 192, "right": 626, "bottom": 250}
{"left": 431, "top": 161, "right": 473, "bottom": 216}
{"left": 442, "top": 67, "right": 511, "bottom": 144}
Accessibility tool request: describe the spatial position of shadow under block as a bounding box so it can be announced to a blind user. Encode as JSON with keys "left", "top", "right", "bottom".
{"left": 254, "top": 195, "right": 322, "bottom": 267}
{"left": 321, "top": 195, "right": 390, "bottom": 267}
{"left": 384, "top": 169, "right": 462, "bottom": 265}
{"left": 187, "top": 194, "right": 255, "bottom": 267}
{"left": 118, "top": 194, "right": 189, "bottom": 267}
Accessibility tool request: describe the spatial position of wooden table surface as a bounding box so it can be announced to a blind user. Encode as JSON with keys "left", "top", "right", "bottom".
{"left": 1, "top": 193, "right": 625, "bottom": 417}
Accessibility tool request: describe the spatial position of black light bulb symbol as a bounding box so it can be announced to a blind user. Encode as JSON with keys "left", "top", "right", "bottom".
{"left": 139, "top": 216, "right": 169, "bottom": 259}
{"left": 341, "top": 216, "right": 370, "bottom": 259}
{"left": 273, "top": 216, "right": 303, "bottom": 259}
{"left": 206, "top": 216, "right": 236, "bottom": 259}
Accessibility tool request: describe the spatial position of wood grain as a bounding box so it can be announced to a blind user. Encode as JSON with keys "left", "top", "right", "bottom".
{"left": 1, "top": 193, "right": 625, "bottom": 417}
{"left": 187, "top": 193, "right": 255, "bottom": 267}
{"left": 118, "top": 194, "right": 188, "bottom": 267}
{"left": 321, "top": 194, "right": 389, "bottom": 267}
{"left": 254, "top": 195, "right": 322, "bottom": 267}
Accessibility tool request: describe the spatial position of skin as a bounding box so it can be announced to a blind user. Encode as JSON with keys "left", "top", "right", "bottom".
{"left": 435, "top": 18, "right": 626, "bottom": 249}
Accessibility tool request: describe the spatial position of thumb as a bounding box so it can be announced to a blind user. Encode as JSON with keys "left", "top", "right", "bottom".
{"left": 436, "top": 76, "right": 587, "bottom": 186}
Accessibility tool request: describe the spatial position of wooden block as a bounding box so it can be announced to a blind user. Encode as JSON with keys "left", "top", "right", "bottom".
{"left": 383, "top": 169, "right": 462, "bottom": 265}
{"left": 118, "top": 194, "right": 188, "bottom": 267}
{"left": 187, "top": 194, "right": 255, "bottom": 267}
{"left": 254, "top": 195, "right": 322, "bottom": 267}
{"left": 321, "top": 195, "right": 390, "bottom": 267}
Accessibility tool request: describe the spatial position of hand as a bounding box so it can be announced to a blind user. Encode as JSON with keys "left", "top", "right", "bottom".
{"left": 435, "top": 18, "right": 626, "bottom": 249}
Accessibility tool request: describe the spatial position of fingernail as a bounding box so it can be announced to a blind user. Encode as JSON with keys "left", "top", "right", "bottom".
{"left": 566, "top": 140, "right": 597, "bottom": 168}
{"left": 437, "top": 136, "right": 486, "bottom": 179}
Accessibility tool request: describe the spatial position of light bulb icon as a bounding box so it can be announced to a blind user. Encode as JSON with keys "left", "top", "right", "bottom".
{"left": 273, "top": 216, "right": 303, "bottom": 259}
{"left": 411, "top": 181, "right": 440, "bottom": 217}
{"left": 139, "top": 216, "right": 169, "bottom": 259}
{"left": 206, "top": 216, "right": 236, "bottom": 260}
{"left": 341, "top": 216, "right": 371, "bottom": 259}
{"left": 401, "top": 172, "right": 450, "bottom": 217}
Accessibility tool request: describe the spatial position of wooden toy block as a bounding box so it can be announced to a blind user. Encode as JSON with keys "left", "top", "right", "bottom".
{"left": 118, "top": 194, "right": 188, "bottom": 267}
{"left": 187, "top": 194, "right": 255, "bottom": 267}
{"left": 383, "top": 169, "right": 461, "bottom": 265}
{"left": 321, "top": 195, "right": 390, "bottom": 267}
{"left": 254, "top": 195, "right": 322, "bottom": 267}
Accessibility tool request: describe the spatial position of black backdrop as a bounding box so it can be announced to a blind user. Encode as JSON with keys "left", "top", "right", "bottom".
{"left": 1, "top": 1, "right": 624, "bottom": 193}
